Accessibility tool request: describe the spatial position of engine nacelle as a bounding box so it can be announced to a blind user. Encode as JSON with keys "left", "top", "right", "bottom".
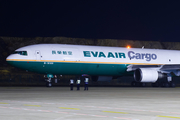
{"left": 134, "top": 68, "right": 164, "bottom": 83}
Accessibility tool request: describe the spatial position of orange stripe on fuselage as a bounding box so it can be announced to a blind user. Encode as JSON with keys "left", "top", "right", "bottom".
{"left": 6, "top": 59, "right": 163, "bottom": 65}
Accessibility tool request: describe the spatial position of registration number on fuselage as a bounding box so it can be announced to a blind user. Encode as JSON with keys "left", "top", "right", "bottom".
{"left": 44, "top": 62, "right": 54, "bottom": 64}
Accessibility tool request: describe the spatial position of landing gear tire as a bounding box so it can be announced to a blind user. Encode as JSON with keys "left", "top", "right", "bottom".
{"left": 46, "top": 82, "right": 52, "bottom": 87}
{"left": 161, "top": 82, "right": 169, "bottom": 87}
{"left": 169, "top": 82, "right": 175, "bottom": 88}
{"left": 131, "top": 81, "right": 144, "bottom": 87}
{"left": 46, "top": 77, "right": 52, "bottom": 87}
{"left": 161, "top": 82, "right": 176, "bottom": 88}
{"left": 131, "top": 81, "right": 136, "bottom": 87}
{"left": 140, "top": 83, "right": 146, "bottom": 87}
{"left": 152, "top": 82, "right": 160, "bottom": 87}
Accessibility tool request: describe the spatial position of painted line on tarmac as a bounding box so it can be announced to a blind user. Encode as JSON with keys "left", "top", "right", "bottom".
{"left": 0, "top": 106, "right": 139, "bottom": 120}
{"left": 114, "top": 117, "right": 131, "bottom": 119}
{"left": 72, "top": 113, "right": 87, "bottom": 116}
{"left": 157, "top": 115, "right": 180, "bottom": 119}
{"left": 103, "top": 111, "right": 128, "bottom": 114}
{"left": 91, "top": 114, "right": 108, "bottom": 117}
{"left": 55, "top": 111, "right": 68, "bottom": 114}
{"left": 24, "top": 104, "right": 41, "bottom": 107}
{"left": 0, "top": 102, "right": 8, "bottom": 104}
{"left": 40, "top": 110, "right": 52, "bottom": 112}
{"left": 171, "top": 112, "right": 180, "bottom": 115}
{"left": 59, "top": 107, "right": 80, "bottom": 110}
{"left": 22, "top": 108, "right": 36, "bottom": 111}
{"left": 5, "top": 100, "right": 180, "bottom": 117}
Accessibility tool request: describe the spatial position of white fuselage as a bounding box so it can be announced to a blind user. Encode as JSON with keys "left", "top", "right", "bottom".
{"left": 6, "top": 44, "right": 180, "bottom": 83}
{"left": 6, "top": 44, "right": 180, "bottom": 65}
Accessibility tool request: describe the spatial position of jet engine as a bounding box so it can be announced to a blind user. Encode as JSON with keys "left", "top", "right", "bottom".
{"left": 134, "top": 68, "right": 164, "bottom": 82}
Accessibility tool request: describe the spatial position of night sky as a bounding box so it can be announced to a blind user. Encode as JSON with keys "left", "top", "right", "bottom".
{"left": 1, "top": 0, "right": 180, "bottom": 42}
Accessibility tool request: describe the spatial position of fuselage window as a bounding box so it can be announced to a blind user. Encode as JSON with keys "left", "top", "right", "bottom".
{"left": 13, "top": 51, "right": 28, "bottom": 56}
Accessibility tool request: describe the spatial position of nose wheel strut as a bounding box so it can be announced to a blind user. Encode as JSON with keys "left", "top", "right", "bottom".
{"left": 46, "top": 77, "right": 52, "bottom": 87}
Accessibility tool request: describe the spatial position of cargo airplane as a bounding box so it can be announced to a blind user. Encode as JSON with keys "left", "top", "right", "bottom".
{"left": 6, "top": 44, "right": 180, "bottom": 87}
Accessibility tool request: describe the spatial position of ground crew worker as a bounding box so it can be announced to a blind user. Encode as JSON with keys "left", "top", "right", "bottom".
{"left": 70, "top": 78, "right": 74, "bottom": 90}
{"left": 54, "top": 75, "right": 57, "bottom": 83}
{"left": 76, "top": 78, "right": 81, "bottom": 90}
{"left": 84, "top": 77, "right": 89, "bottom": 90}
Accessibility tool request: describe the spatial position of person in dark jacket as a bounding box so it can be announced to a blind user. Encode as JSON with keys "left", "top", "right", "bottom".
{"left": 70, "top": 78, "right": 74, "bottom": 90}
{"left": 84, "top": 77, "right": 89, "bottom": 90}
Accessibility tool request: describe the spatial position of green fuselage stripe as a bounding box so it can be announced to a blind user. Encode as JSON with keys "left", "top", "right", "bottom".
{"left": 7, "top": 61, "right": 131, "bottom": 76}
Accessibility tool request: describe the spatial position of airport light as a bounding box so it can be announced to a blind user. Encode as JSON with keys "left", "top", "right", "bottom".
{"left": 127, "top": 45, "right": 131, "bottom": 49}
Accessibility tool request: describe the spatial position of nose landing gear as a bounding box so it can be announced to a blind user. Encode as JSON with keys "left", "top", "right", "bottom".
{"left": 46, "top": 77, "right": 52, "bottom": 87}
{"left": 45, "top": 74, "right": 54, "bottom": 87}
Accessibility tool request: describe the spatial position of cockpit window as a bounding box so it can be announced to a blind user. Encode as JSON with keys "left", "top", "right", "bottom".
{"left": 13, "top": 51, "right": 28, "bottom": 56}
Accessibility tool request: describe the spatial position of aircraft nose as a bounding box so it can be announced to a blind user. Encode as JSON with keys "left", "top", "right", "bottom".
{"left": 6, "top": 54, "right": 12, "bottom": 61}
{"left": 6, "top": 55, "right": 14, "bottom": 66}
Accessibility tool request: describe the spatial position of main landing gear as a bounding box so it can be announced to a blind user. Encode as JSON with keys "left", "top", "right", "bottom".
{"left": 160, "top": 75, "right": 176, "bottom": 87}
{"left": 131, "top": 81, "right": 146, "bottom": 87}
{"left": 151, "top": 81, "right": 175, "bottom": 87}
{"left": 131, "top": 81, "right": 176, "bottom": 87}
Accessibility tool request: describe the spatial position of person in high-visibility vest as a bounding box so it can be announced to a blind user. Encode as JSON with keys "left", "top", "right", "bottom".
{"left": 84, "top": 77, "right": 89, "bottom": 90}
{"left": 76, "top": 78, "right": 81, "bottom": 90}
{"left": 70, "top": 78, "right": 74, "bottom": 90}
